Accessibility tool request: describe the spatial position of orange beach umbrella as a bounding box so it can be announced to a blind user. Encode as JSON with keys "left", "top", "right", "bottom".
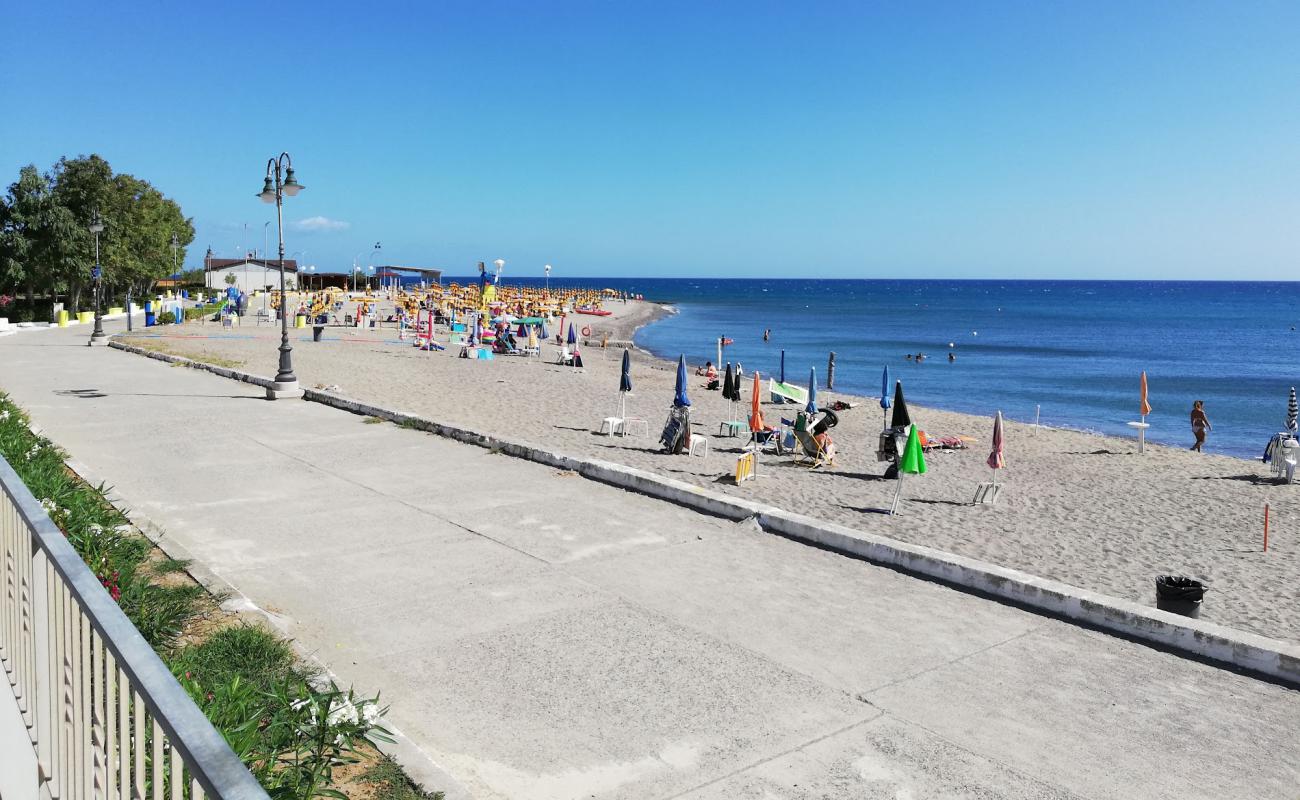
{"left": 1139, "top": 371, "right": 1152, "bottom": 417}
{"left": 749, "top": 372, "right": 764, "bottom": 433}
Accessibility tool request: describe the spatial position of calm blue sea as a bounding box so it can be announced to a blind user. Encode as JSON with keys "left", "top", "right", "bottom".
{"left": 452, "top": 278, "right": 1300, "bottom": 459}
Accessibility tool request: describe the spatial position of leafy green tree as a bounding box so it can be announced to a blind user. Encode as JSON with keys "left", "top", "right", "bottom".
{"left": 0, "top": 154, "right": 195, "bottom": 311}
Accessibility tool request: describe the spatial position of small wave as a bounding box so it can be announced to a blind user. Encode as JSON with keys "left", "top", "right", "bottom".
{"left": 661, "top": 304, "right": 679, "bottom": 314}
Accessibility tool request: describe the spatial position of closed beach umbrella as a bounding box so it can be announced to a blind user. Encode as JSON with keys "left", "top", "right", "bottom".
{"left": 1288, "top": 387, "right": 1297, "bottom": 432}
{"left": 538, "top": 319, "right": 548, "bottom": 339}
{"left": 890, "top": 380, "right": 911, "bottom": 428}
{"left": 566, "top": 321, "right": 577, "bottom": 346}
{"left": 890, "top": 424, "right": 928, "bottom": 514}
{"left": 749, "top": 372, "right": 764, "bottom": 433}
{"left": 879, "top": 365, "right": 891, "bottom": 428}
{"left": 806, "top": 367, "right": 818, "bottom": 415}
{"left": 779, "top": 349, "right": 786, "bottom": 384}
{"left": 1139, "top": 371, "right": 1152, "bottom": 417}
{"left": 527, "top": 325, "right": 538, "bottom": 351}
{"left": 988, "top": 411, "right": 1005, "bottom": 470}
{"left": 722, "top": 363, "right": 738, "bottom": 401}
{"left": 674, "top": 355, "right": 691, "bottom": 407}
{"left": 620, "top": 349, "right": 632, "bottom": 393}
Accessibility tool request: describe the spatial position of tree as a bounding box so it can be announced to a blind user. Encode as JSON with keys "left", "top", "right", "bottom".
{"left": 225, "top": 273, "right": 237, "bottom": 287}
{"left": 0, "top": 155, "right": 196, "bottom": 311}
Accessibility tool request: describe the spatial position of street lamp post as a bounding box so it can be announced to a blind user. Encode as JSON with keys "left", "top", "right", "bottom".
{"left": 88, "top": 210, "right": 108, "bottom": 346}
{"left": 257, "top": 152, "right": 305, "bottom": 399}
{"left": 544, "top": 263, "right": 551, "bottom": 294}
{"left": 493, "top": 258, "right": 504, "bottom": 285}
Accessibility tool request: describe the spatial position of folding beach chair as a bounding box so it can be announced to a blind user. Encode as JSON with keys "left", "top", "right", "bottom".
{"left": 792, "top": 412, "right": 831, "bottom": 468}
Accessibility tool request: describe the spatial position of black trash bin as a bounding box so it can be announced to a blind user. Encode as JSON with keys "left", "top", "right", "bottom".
{"left": 1155, "top": 575, "right": 1204, "bottom": 618}
{"left": 312, "top": 325, "right": 324, "bottom": 342}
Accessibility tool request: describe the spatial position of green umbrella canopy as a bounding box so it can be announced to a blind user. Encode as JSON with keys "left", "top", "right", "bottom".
{"left": 899, "top": 425, "right": 927, "bottom": 475}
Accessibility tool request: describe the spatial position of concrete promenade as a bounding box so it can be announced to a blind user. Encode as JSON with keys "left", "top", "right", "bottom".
{"left": 1, "top": 321, "right": 1297, "bottom": 800}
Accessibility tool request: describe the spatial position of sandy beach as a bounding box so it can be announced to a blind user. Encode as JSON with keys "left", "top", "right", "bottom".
{"left": 123, "top": 298, "right": 1300, "bottom": 643}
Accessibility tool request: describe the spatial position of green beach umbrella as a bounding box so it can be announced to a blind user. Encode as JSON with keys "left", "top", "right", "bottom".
{"left": 899, "top": 425, "right": 927, "bottom": 475}
{"left": 890, "top": 425, "right": 927, "bottom": 514}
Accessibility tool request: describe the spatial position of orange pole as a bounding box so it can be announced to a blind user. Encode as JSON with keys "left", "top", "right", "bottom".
{"left": 1264, "top": 503, "right": 1270, "bottom": 552}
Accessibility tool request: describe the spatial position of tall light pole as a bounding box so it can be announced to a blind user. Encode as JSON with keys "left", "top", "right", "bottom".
{"left": 493, "top": 258, "right": 504, "bottom": 285}
{"left": 88, "top": 210, "right": 108, "bottom": 346}
{"left": 544, "top": 263, "right": 551, "bottom": 294}
{"left": 170, "top": 232, "right": 180, "bottom": 294}
{"left": 257, "top": 152, "right": 305, "bottom": 400}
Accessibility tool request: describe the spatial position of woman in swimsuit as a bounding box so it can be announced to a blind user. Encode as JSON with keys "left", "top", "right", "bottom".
{"left": 1189, "top": 400, "right": 1211, "bottom": 452}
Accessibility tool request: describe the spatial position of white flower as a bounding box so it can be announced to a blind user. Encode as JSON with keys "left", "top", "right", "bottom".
{"left": 0, "top": 410, "right": 10, "bottom": 421}
{"left": 87, "top": 524, "right": 104, "bottom": 537}
{"left": 326, "top": 698, "right": 359, "bottom": 727}
{"left": 38, "top": 498, "right": 56, "bottom": 513}
{"left": 361, "top": 702, "right": 381, "bottom": 727}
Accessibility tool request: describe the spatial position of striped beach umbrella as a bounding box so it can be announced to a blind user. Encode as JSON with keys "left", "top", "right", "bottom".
{"left": 1289, "top": 387, "right": 1297, "bottom": 432}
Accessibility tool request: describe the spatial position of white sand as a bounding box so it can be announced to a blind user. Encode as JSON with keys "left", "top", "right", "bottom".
{"left": 126, "top": 299, "right": 1300, "bottom": 642}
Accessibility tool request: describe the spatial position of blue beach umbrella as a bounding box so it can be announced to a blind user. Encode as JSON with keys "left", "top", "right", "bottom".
{"left": 806, "top": 367, "right": 818, "bottom": 415}
{"left": 779, "top": 349, "right": 786, "bottom": 384}
{"left": 674, "top": 355, "right": 691, "bottom": 407}
{"left": 566, "top": 321, "right": 577, "bottom": 346}
{"left": 538, "top": 319, "right": 548, "bottom": 339}
{"left": 879, "top": 365, "right": 891, "bottom": 427}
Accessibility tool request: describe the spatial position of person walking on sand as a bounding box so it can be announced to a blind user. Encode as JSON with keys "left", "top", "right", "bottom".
{"left": 1190, "top": 400, "right": 1211, "bottom": 451}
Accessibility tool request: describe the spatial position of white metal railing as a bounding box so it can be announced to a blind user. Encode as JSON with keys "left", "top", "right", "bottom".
{"left": 0, "top": 453, "right": 267, "bottom": 800}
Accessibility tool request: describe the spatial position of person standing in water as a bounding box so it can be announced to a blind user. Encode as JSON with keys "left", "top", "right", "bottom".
{"left": 1189, "top": 400, "right": 1211, "bottom": 452}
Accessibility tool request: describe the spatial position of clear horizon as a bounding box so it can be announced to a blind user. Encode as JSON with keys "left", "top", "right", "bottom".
{"left": 5, "top": 1, "right": 1299, "bottom": 280}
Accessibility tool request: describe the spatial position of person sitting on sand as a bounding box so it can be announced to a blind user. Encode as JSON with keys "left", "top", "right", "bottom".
{"left": 696, "top": 361, "right": 716, "bottom": 379}
{"left": 1190, "top": 400, "right": 1211, "bottom": 452}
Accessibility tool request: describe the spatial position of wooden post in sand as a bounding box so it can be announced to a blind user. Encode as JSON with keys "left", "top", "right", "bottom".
{"left": 1264, "top": 503, "right": 1270, "bottom": 552}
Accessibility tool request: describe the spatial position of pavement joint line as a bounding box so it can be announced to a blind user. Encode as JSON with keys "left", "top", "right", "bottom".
{"left": 857, "top": 625, "right": 1045, "bottom": 698}
{"left": 107, "top": 338, "right": 1300, "bottom": 687}
{"left": 657, "top": 711, "right": 885, "bottom": 800}
{"left": 239, "top": 425, "right": 554, "bottom": 566}
{"left": 23, "top": 418, "right": 472, "bottom": 800}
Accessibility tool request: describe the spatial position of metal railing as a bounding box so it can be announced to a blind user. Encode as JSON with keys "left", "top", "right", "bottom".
{"left": 0, "top": 453, "right": 267, "bottom": 800}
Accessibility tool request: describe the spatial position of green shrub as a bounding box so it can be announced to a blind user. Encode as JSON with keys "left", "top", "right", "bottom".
{"left": 157, "top": 311, "right": 177, "bottom": 324}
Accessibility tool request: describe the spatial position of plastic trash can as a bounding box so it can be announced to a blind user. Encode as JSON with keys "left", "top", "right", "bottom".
{"left": 1155, "top": 576, "right": 1204, "bottom": 618}
{"left": 312, "top": 325, "right": 324, "bottom": 342}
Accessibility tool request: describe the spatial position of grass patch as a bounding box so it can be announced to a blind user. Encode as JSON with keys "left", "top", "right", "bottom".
{"left": 363, "top": 416, "right": 384, "bottom": 425}
{"left": 355, "top": 756, "right": 445, "bottom": 800}
{"left": 124, "top": 338, "right": 246, "bottom": 370}
{"left": 397, "top": 418, "right": 424, "bottom": 430}
{"left": 153, "top": 555, "right": 192, "bottom": 574}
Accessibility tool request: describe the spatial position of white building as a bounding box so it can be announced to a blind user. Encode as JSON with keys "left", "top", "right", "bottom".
{"left": 204, "top": 257, "right": 299, "bottom": 294}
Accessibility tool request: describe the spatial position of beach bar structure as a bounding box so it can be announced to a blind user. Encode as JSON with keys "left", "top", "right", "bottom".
{"left": 372, "top": 266, "right": 443, "bottom": 292}
{"left": 203, "top": 257, "right": 299, "bottom": 293}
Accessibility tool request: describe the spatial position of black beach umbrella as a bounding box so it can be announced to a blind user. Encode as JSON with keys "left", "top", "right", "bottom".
{"left": 890, "top": 380, "right": 912, "bottom": 428}
{"left": 722, "top": 363, "right": 739, "bottom": 401}
{"left": 619, "top": 349, "right": 632, "bottom": 393}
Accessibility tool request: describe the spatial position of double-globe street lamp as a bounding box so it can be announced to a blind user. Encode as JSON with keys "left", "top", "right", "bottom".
{"left": 88, "top": 210, "right": 108, "bottom": 346}
{"left": 257, "top": 152, "right": 305, "bottom": 400}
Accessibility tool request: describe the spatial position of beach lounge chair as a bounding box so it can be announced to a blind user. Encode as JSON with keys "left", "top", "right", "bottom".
{"left": 1264, "top": 433, "right": 1300, "bottom": 484}
{"left": 660, "top": 406, "right": 691, "bottom": 454}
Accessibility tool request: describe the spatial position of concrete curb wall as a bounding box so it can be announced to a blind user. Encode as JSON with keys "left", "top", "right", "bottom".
{"left": 108, "top": 339, "right": 1300, "bottom": 687}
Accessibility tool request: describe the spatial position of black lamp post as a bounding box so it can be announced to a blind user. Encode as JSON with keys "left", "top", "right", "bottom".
{"left": 257, "top": 152, "right": 305, "bottom": 399}
{"left": 88, "top": 210, "right": 108, "bottom": 346}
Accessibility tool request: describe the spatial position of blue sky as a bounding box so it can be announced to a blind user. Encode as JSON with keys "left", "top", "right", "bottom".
{"left": 4, "top": 1, "right": 1299, "bottom": 279}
